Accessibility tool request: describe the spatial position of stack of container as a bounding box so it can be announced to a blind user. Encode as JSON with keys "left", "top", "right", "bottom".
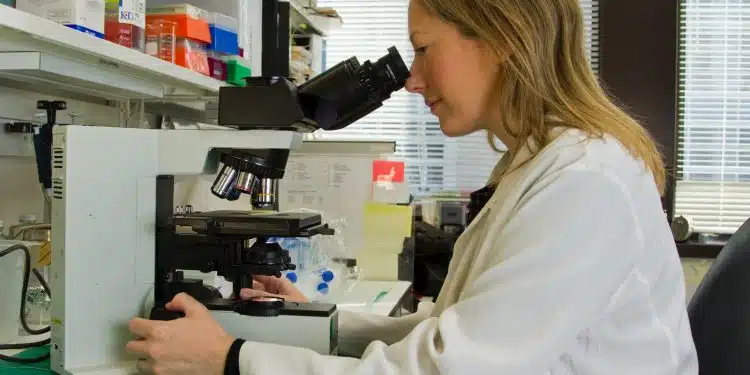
{"left": 205, "top": 11, "right": 251, "bottom": 86}
{"left": 10, "top": 0, "right": 254, "bottom": 85}
{"left": 204, "top": 12, "right": 235, "bottom": 81}
{"left": 145, "top": 4, "right": 212, "bottom": 76}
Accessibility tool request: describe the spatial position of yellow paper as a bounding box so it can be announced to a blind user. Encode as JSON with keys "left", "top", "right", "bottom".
{"left": 362, "top": 202, "right": 413, "bottom": 238}
{"left": 358, "top": 203, "right": 413, "bottom": 279}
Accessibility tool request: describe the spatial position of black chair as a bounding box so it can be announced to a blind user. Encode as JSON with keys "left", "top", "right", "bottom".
{"left": 688, "top": 217, "right": 750, "bottom": 375}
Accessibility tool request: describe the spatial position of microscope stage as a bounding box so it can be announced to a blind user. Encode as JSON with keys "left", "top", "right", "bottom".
{"left": 172, "top": 210, "right": 333, "bottom": 237}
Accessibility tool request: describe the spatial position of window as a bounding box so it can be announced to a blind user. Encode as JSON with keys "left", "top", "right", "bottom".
{"left": 675, "top": 0, "right": 750, "bottom": 234}
{"left": 313, "top": 0, "right": 600, "bottom": 197}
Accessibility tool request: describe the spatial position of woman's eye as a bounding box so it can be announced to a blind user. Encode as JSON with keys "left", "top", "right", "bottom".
{"left": 415, "top": 46, "right": 427, "bottom": 55}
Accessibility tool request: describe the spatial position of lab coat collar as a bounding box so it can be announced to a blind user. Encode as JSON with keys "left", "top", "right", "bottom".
{"left": 470, "top": 125, "right": 569, "bottom": 229}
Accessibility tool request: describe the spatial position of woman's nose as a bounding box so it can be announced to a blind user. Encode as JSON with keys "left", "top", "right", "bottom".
{"left": 405, "top": 62, "right": 424, "bottom": 94}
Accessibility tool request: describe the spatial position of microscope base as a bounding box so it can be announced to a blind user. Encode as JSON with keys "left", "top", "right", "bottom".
{"left": 55, "top": 304, "right": 338, "bottom": 375}
{"left": 211, "top": 305, "right": 339, "bottom": 355}
{"left": 148, "top": 296, "right": 339, "bottom": 356}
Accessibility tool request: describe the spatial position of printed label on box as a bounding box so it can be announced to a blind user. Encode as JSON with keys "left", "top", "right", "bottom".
{"left": 119, "top": 0, "right": 145, "bottom": 29}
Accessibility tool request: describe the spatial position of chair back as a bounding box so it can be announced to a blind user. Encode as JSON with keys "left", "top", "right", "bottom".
{"left": 688, "top": 217, "right": 750, "bottom": 375}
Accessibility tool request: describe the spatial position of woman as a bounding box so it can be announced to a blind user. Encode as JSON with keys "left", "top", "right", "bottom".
{"left": 126, "top": 0, "right": 699, "bottom": 374}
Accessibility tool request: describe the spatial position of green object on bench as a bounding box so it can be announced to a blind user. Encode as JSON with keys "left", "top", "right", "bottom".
{"left": 0, "top": 344, "right": 53, "bottom": 374}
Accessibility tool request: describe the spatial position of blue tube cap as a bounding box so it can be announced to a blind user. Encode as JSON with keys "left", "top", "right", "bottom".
{"left": 321, "top": 270, "right": 335, "bottom": 283}
{"left": 285, "top": 272, "right": 298, "bottom": 283}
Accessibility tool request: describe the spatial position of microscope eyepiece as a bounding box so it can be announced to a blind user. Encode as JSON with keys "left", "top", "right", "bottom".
{"left": 218, "top": 46, "right": 409, "bottom": 133}
{"left": 297, "top": 46, "right": 410, "bottom": 131}
{"left": 371, "top": 46, "right": 412, "bottom": 101}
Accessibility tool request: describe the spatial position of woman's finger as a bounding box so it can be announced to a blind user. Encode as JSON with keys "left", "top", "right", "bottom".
{"left": 239, "top": 288, "right": 286, "bottom": 300}
{"left": 252, "top": 275, "right": 287, "bottom": 294}
{"left": 240, "top": 288, "right": 268, "bottom": 299}
{"left": 125, "top": 339, "right": 149, "bottom": 357}
{"left": 252, "top": 280, "right": 267, "bottom": 292}
{"left": 165, "top": 292, "right": 207, "bottom": 317}
{"left": 128, "top": 318, "right": 160, "bottom": 339}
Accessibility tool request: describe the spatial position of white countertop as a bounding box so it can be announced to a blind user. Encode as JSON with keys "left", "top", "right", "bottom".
{"left": 324, "top": 280, "right": 413, "bottom": 317}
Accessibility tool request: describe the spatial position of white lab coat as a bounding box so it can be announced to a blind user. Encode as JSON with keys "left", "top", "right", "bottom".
{"left": 237, "top": 128, "right": 699, "bottom": 375}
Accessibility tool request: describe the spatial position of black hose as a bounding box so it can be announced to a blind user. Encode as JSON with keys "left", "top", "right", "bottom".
{"left": 0, "top": 244, "right": 52, "bottom": 364}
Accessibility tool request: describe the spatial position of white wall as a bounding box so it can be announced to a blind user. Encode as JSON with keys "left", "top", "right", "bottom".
{"left": 0, "top": 84, "right": 122, "bottom": 232}
{"left": 0, "top": 156, "right": 43, "bottom": 231}
{"left": 0, "top": 85, "right": 250, "bottom": 233}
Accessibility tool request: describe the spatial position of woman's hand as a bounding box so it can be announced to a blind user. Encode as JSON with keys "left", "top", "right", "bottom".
{"left": 126, "top": 293, "right": 234, "bottom": 375}
{"left": 240, "top": 275, "right": 308, "bottom": 303}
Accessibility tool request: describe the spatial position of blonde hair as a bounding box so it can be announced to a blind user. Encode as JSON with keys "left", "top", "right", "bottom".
{"left": 418, "top": 0, "right": 666, "bottom": 194}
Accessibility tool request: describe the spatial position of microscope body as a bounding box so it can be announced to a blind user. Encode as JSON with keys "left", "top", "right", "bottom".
{"left": 50, "top": 126, "right": 333, "bottom": 375}
{"left": 49, "top": 47, "right": 409, "bottom": 375}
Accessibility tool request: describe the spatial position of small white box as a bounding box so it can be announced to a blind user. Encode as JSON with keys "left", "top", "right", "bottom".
{"left": 17, "top": 0, "right": 105, "bottom": 38}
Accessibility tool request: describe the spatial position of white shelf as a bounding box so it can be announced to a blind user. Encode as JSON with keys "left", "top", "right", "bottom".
{"left": 0, "top": 5, "right": 225, "bottom": 102}
{"left": 288, "top": 0, "right": 342, "bottom": 36}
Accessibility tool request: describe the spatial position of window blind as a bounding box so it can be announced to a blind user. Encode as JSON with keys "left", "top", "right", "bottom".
{"left": 676, "top": 0, "right": 750, "bottom": 234}
{"left": 312, "top": 0, "right": 600, "bottom": 197}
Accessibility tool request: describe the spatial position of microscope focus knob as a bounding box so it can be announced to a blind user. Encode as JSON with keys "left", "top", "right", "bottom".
{"left": 150, "top": 307, "right": 185, "bottom": 321}
{"left": 233, "top": 298, "right": 285, "bottom": 317}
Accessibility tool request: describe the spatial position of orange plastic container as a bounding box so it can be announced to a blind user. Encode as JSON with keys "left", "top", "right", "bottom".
{"left": 146, "top": 4, "right": 211, "bottom": 44}
{"left": 146, "top": 19, "right": 177, "bottom": 64}
{"left": 174, "top": 38, "right": 210, "bottom": 75}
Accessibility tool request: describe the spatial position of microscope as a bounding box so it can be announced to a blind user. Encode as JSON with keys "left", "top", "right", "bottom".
{"left": 48, "top": 47, "right": 409, "bottom": 375}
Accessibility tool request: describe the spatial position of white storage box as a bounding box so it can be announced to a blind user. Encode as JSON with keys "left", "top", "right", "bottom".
{"left": 16, "top": 0, "right": 105, "bottom": 38}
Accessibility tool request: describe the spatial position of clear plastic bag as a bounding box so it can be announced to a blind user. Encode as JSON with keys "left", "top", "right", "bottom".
{"left": 266, "top": 209, "right": 363, "bottom": 301}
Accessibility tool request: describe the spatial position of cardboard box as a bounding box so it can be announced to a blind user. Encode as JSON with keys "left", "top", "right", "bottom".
{"left": 17, "top": 0, "right": 105, "bottom": 38}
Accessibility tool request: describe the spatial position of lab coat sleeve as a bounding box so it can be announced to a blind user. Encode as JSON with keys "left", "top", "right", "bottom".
{"left": 237, "top": 168, "right": 645, "bottom": 375}
{"left": 337, "top": 301, "right": 435, "bottom": 357}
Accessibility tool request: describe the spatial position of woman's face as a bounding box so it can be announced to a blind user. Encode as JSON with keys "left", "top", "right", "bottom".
{"left": 406, "top": 0, "right": 503, "bottom": 137}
